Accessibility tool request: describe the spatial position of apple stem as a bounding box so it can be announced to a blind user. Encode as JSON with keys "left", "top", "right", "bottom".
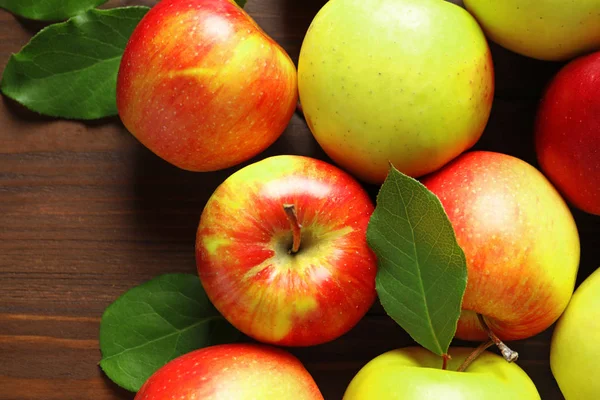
{"left": 441, "top": 354, "right": 451, "bottom": 370}
{"left": 283, "top": 204, "right": 302, "bottom": 254}
{"left": 477, "top": 313, "right": 519, "bottom": 363}
{"left": 456, "top": 340, "right": 494, "bottom": 372}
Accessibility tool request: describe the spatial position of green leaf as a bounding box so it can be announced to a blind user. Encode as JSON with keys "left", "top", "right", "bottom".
{"left": 0, "top": 0, "right": 109, "bottom": 21}
{"left": 0, "top": 6, "right": 149, "bottom": 120}
{"left": 367, "top": 165, "right": 467, "bottom": 356}
{"left": 236, "top": 0, "right": 247, "bottom": 7}
{"left": 99, "top": 274, "right": 241, "bottom": 392}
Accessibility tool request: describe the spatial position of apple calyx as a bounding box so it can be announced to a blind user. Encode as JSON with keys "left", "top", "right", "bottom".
{"left": 477, "top": 314, "right": 519, "bottom": 363}
{"left": 283, "top": 204, "right": 302, "bottom": 254}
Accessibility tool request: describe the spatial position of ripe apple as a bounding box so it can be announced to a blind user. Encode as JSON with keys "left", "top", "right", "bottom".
{"left": 343, "top": 346, "right": 541, "bottom": 399}
{"left": 297, "top": 0, "right": 494, "bottom": 184}
{"left": 135, "top": 343, "right": 324, "bottom": 400}
{"left": 535, "top": 51, "right": 600, "bottom": 216}
{"left": 195, "top": 155, "right": 377, "bottom": 346}
{"left": 421, "top": 151, "right": 580, "bottom": 341}
{"left": 550, "top": 267, "right": 600, "bottom": 400}
{"left": 464, "top": 0, "right": 600, "bottom": 61}
{"left": 117, "top": 0, "right": 298, "bottom": 172}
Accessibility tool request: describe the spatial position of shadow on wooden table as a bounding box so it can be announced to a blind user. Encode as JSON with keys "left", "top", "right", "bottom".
{"left": 128, "top": 109, "right": 331, "bottom": 257}
{"left": 2, "top": 96, "right": 56, "bottom": 123}
{"left": 99, "top": 373, "right": 135, "bottom": 400}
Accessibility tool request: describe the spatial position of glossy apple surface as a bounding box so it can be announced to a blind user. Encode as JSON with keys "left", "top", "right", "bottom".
{"left": 195, "top": 155, "right": 377, "bottom": 346}
{"left": 421, "top": 151, "right": 580, "bottom": 341}
{"left": 297, "top": 0, "right": 494, "bottom": 184}
{"left": 343, "top": 346, "right": 540, "bottom": 399}
{"left": 135, "top": 343, "right": 324, "bottom": 400}
{"left": 535, "top": 51, "right": 600, "bottom": 215}
{"left": 551, "top": 267, "right": 600, "bottom": 400}
{"left": 464, "top": 0, "right": 600, "bottom": 61}
{"left": 117, "top": 0, "right": 297, "bottom": 172}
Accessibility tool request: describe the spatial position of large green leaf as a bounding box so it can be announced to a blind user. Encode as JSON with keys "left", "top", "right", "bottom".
{"left": 0, "top": 0, "right": 109, "bottom": 21}
{"left": 367, "top": 165, "right": 467, "bottom": 356}
{"left": 99, "top": 274, "right": 241, "bottom": 392}
{"left": 0, "top": 6, "right": 149, "bottom": 120}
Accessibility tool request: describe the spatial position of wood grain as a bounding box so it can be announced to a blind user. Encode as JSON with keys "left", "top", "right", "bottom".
{"left": 0, "top": 1, "right": 598, "bottom": 399}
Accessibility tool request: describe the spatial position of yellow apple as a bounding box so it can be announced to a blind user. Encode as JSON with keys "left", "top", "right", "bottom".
{"left": 343, "top": 346, "right": 540, "bottom": 399}
{"left": 550, "top": 267, "right": 600, "bottom": 399}
{"left": 297, "top": 0, "right": 494, "bottom": 184}
{"left": 464, "top": 0, "right": 600, "bottom": 61}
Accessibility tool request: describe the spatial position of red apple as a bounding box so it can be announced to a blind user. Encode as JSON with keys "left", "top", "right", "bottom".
{"left": 117, "top": 0, "right": 298, "bottom": 172}
{"left": 421, "top": 151, "right": 580, "bottom": 341}
{"left": 195, "top": 155, "right": 377, "bottom": 346}
{"left": 135, "top": 343, "right": 324, "bottom": 400}
{"left": 535, "top": 50, "right": 600, "bottom": 215}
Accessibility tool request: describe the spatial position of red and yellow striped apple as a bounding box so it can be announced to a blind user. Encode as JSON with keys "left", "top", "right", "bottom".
{"left": 195, "top": 155, "right": 377, "bottom": 346}
{"left": 422, "top": 151, "right": 580, "bottom": 341}
{"left": 535, "top": 50, "right": 600, "bottom": 216}
{"left": 117, "top": 0, "right": 298, "bottom": 172}
{"left": 135, "top": 343, "right": 324, "bottom": 400}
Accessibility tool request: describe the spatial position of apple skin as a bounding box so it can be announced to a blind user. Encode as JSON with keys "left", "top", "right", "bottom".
{"left": 421, "top": 151, "right": 580, "bottom": 341}
{"left": 464, "top": 0, "right": 600, "bottom": 61}
{"left": 134, "top": 343, "right": 324, "bottom": 400}
{"left": 195, "top": 155, "right": 377, "bottom": 346}
{"left": 343, "top": 346, "right": 541, "bottom": 399}
{"left": 297, "top": 0, "right": 494, "bottom": 184}
{"left": 550, "top": 267, "right": 600, "bottom": 400}
{"left": 535, "top": 51, "right": 600, "bottom": 216}
{"left": 117, "top": 0, "right": 298, "bottom": 172}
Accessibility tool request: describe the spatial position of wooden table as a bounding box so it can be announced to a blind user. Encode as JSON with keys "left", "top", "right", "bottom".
{"left": 1, "top": 1, "right": 598, "bottom": 399}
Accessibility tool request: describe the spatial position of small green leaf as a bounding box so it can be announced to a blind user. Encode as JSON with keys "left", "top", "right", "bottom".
{"left": 0, "top": 0, "right": 109, "bottom": 21}
{"left": 99, "top": 274, "right": 241, "bottom": 392}
{"left": 236, "top": 0, "right": 247, "bottom": 7}
{"left": 0, "top": 6, "right": 149, "bottom": 120}
{"left": 367, "top": 165, "right": 467, "bottom": 356}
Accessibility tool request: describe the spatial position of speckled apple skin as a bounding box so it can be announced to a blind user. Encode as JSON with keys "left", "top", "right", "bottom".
{"left": 535, "top": 51, "right": 600, "bottom": 216}
{"left": 196, "top": 155, "right": 377, "bottom": 346}
{"left": 134, "top": 343, "right": 324, "bottom": 400}
{"left": 298, "top": 0, "right": 494, "bottom": 184}
{"left": 343, "top": 346, "right": 540, "bottom": 399}
{"left": 464, "top": 0, "right": 600, "bottom": 61}
{"left": 422, "top": 151, "right": 580, "bottom": 341}
{"left": 117, "top": 0, "right": 298, "bottom": 172}
{"left": 551, "top": 267, "right": 600, "bottom": 400}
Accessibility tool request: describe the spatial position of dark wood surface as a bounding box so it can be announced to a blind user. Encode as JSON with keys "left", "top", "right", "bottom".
{"left": 1, "top": 1, "right": 598, "bottom": 399}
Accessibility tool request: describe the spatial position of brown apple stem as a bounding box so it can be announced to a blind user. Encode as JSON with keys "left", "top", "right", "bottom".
{"left": 441, "top": 353, "right": 451, "bottom": 370}
{"left": 477, "top": 313, "right": 519, "bottom": 363}
{"left": 283, "top": 204, "right": 302, "bottom": 254}
{"left": 456, "top": 340, "right": 494, "bottom": 372}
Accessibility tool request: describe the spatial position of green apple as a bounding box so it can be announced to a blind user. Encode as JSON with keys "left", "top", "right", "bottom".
{"left": 343, "top": 346, "right": 541, "bottom": 399}
{"left": 297, "top": 0, "right": 494, "bottom": 184}
{"left": 550, "top": 267, "right": 600, "bottom": 399}
{"left": 464, "top": 0, "right": 600, "bottom": 61}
